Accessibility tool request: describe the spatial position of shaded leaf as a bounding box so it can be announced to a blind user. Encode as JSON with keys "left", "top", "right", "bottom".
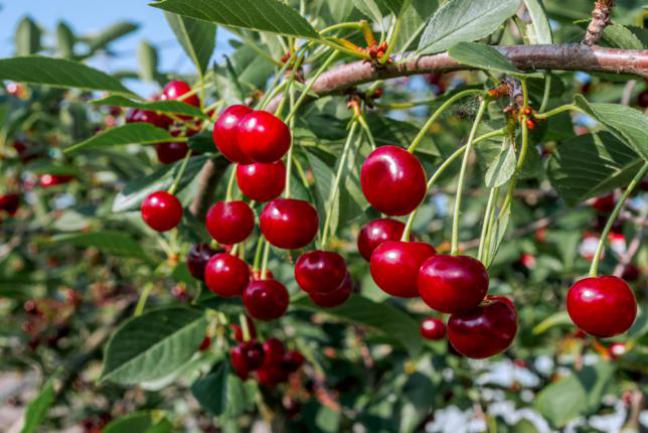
{"left": 64, "top": 123, "right": 177, "bottom": 154}
{"left": 603, "top": 24, "right": 644, "bottom": 50}
{"left": 88, "top": 22, "right": 139, "bottom": 51}
{"left": 92, "top": 95, "right": 208, "bottom": 119}
{"left": 50, "top": 231, "right": 150, "bottom": 260}
{"left": 524, "top": 0, "right": 553, "bottom": 44}
{"left": 164, "top": 11, "right": 216, "bottom": 76}
{"left": 103, "top": 412, "right": 172, "bottom": 433}
{"left": 485, "top": 136, "right": 516, "bottom": 187}
{"left": 20, "top": 378, "right": 55, "bottom": 433}
{"left": 15, "top": 17, "right": 41, "bottom": 56}
{"left": 191, "top": 363, "right": 255, "bottom": 416}
{"left": 56, "top": 21, "right": 76, "bottom": 59}
{"left": 448, "top": 42, "right": 520, "bottom": 75}
{"left": 137, "top": 40, "right": 159, "bottom": 81}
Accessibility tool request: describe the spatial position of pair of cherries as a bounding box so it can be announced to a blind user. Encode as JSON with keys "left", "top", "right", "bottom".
{"left": 295, "top": 250, "right": 353, "bottom": 308}
{"left": 230, "top": 337, "right": 305, "bottom": 387}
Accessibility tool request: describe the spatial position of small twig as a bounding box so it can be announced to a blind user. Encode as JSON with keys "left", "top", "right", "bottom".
{"left": 621, "top": 80, "right": 637, "bottom": 106}
{"left": 583, "top": 0, "right": 615, "bottom": 46}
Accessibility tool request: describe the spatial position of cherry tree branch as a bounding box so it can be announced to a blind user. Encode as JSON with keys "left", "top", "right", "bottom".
{"left": 584, "top": 0, "right": 615, "bottom": 46}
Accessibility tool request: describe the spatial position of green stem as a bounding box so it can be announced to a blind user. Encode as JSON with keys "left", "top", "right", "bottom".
{"left": 534, "top": 103, "right": 581, "bottom": 120}
{"left": 260, "top": 239, "right": 271, "bottom": 280}
{"left": 450, "top": 99, "right": 489, "bottom": 255}
{"left": 478, "top": 186, "right": 500, "bottom": 262}
{"left": 240, "top": 313, "right": 251, "bottom": 342}
{"left": 319, "top": 22, "right": 364, "bottom": 35}
{"left": 252, "top": 236, "right": 265, "bottom": 271}
{"left": 357, "top": 112, "right": 377, "bottom": 149}
{"left": 589, "top": 163, "right": 648, "bottom": 276}
{"left": 320, "top": 38, "right": 369, "bottom": 59}
{"left": 134, "top": 283, "right": 154, "bottom": 316}
{"left": 225, "top": 165, "right": 237, "bottom": 201}
{"left": 380, "top": 16, "right": 401, "bottom": 64}
{"left": 320, "top": 120, "right": 359, "bottom": 249}
{"left": 284, "top": 84, "right": 296, "bottom": 198}
{"left": 168, "top": 150, "right": 193, "bottom": 195}
{"left": 539, "top": 73, "right": 552, "bottom": 113}
{"left": 407, "top": 89, "right": 484, "bottom": 153}
{"left": 375, "top": 97, "right": 438, "bottom": 110}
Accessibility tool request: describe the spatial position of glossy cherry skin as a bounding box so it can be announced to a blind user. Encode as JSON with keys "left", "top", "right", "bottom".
{"left": 155, "top": 141, "right": 188, "bottom": 164}
{"left": 360, "top": 145, "right": 426, "bottom": 216}
{"left": 236, "top": 160, "right": 286, "bottom": 202}
{"left": 204, "top": 253, "right": 250, "bottom": 297}
{"left": 0, "top": 193, "right": 20, "bottom": 216}
{"left": 162, "top": 79, "right": 200, "bottom": 107}
{"left": 357, "top": 218, "right": 410, "bottom": 261}
{"left": 420, "top": 317, "right": 446, "bottom": 341}
{"left": 637, "top": 90, "right": 648, "bottom": 108}
{"left": 260, "top": 198, "right": 319, "bottom": 249}
{"left": 126, "top": 108, "right": 171, "bottom": 129}
{"left": 39, "top": 174, "right": 73, "bottom": 188}
{"left": 186, "top": 243, "right": 219, "bottom": 280}
{"left": 243, "top": 279, "right": 290, "bottom": 321}
{"left": 447, "top": 296, "right": 518, "bottom": 359}
{"left": 418, "top": 255, "right": 489, "bottom": 314}
{"left": 566, "top": 276, "right": 637, "bottom": 338}
{"left": 230, "top": 345, "right": 249, "bottom": 378}
{"left": 282, "top": 350, "right": 305, "bottom": 372}
{"left": 213, "top": 105, "right": 253, "bottom": 163}
{"left": 140, "top": 191, "right": 183, "bottom": 232}
{"left": 370, "top": 241, "right": 436, "bottom": 298}
{"left": 262, "top": 338, "right": 286, "bottom": 367}
{"left": 237, "top": 110, "right": 291, "bottom": 163}
{"left": 205, "top": 201, "right": 255, "bottom": 245}
{"left": 308, "top": 273, "right": 352, "bottom": 308}
{"left": 295, "top": 250, "right": 347, "bottom": 293}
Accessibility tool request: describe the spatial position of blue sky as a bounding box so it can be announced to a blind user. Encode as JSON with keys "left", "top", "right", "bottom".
{"left": 0, "top": 0, "right": 233, "bottom": 95}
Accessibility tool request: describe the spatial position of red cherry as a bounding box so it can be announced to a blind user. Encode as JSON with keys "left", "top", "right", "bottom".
{"left": 637, "top": 90, "right": 648, "bottom": 108}
{"left": 262, "top": 338, "right": 286, "bottom": 367}
{"left": 591, "top": 193, "right": 616, "bottom": 214}
{"left": 566, "top": 276, "right": 637, "bottom": 338}
{"left": 418, "top": 255, "right": 489, "bottom": 314}
{"left": 622, "top": 264, "right": 640, "bottom": 282}
{"left": 0, "top": 193, "right": 20, "bottom": 216}
{"left": 243, "top": 279, "right": 289, "bottom": 321}
{"left": 230, "top": 342, "right": 263, "bottom": 379}
{"left": 186, "top": 243, "right": 219, "bottom": 280}
{"left": 295, "top": 250, "right": 347, "bottom": 293}
{"left": 236, "top": 161, "right": 286, "bottom": 202}
{"left": 257, "top": 364, "right": 288, "bottom": 387}
{"left": 204, "top": 253, "right": 250, "bottom": 297}
{"left": 308, "top": 273, "right": 352, "bottom": 308}
{"left": 447, "top": 296, "right": 518, "bottom": 359}
{"left": 260, "top": 198, "right": 319, "bottom": 249}
{"left": 370, "top": 241, "right": 436, "bottom": 298}
{"left": 39, "top": 174, "right": 73, "bottom": 188}
{"left": 251, "top": 268, "right": 275, "bottom": 281}
{"left": 360, "top": 145, "right": 426, "bottom": 216}
{"left": 140, "top": 191, "right": 183, "bottom": 232}
{"left": 420, "top": 317, "right": 446, "bottom": 340}
{"left": 230, "top": 316, "right": 256, "bottom": 342}
{"left": 237, "top": 110, "right": 291, "bottom": 162}
{"left": 213, "top": 105, "right": 253, "bottom": 163}
{"left": 126, "top": 108, "right": 171, "bottom": 129}
{"left": 198, "top": 336, "right": 211, "bottom": 352}
{"left": 162, "top": 79, "right": 200, "bottom": 107}
{"left": 282, "top": 350, "right": 305, "bottom": 372}
{"left": 357, "top": 218, "right": 410, "bottom": 261}
{"left": 205, "top": 201, "right": 255, "bottom": 245}
{"left": 155, "top": 142, "right": 188, "bottom": 164}
{"left": 609, "top": 342, "right": 627, "bottom": 360}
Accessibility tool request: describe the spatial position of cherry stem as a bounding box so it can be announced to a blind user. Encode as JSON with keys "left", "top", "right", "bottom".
{"left": 450, "top": 98, "right": 489, "bottom": 256}
{"left": 134, "top": 283, "right": 154, "bottom": 317}
{"left": 534, "top": 103, "right": 582, "bottom": 120}
{"left": 478, "top": 186, "right": 501, "bottom": 264}
{"left": 260, "top": 239, "right": 271, "bottom": 280}
{"left": 320, "top": 119, "right": 359, "bottom": 249}
{"left": 285, "top": 84, "right": 297, "bottom": 198}
{"left": 380, "top": 16, "right": 401, "bottom": 64}
{"left": 589, "top": 162, "right": 648, "bottom": 277}
{"left": 401, "top": 128, "right": 507, "bottom": 242}
{"left": 252, "top": 235, "right": 265, "bottom": 271}
{"left": 168, "top": 150, "right": 193, "bottom": 195}
{"left": 225, "top": 165, "right": 237, "bottom": 202}
{"left": 319, "top": 21, "right": 364, "bottom": 35}
{"left": 407, "top": 89, "right": 484, "bottom": 153}
{"left": 239, "top": 313, "right": 251, "bottom": 342}
{"left": 357, "top": 112, "right": 377, "bottom": 150}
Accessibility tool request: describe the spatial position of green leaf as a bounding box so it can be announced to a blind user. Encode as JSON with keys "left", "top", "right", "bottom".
{"left": 523, "top": 0, "right": 553, "bottom": 44}
{"left": 191, "top": 363, "right": 255, "bottom": 416}
{"left": 418, "top": 0, "right": 521, "bottom": 54}
{"left": 485, "top": 199, "right": 510, "bottom": 268}
{"left": 485, "top": 136, "right": 516, "bottom": 188}
{"left": 305, "top": 147, "right": 338, "bottom": 235}
{"left": 56, "top": 21, "right": 76, "bottom": 59}
{"left": 0, "top": 56, "right": 134, "bottom": 96}
{"left": 292, "top": 294, "right": 423, "bottom": 356}
{"left": 603, "top": 24, "right": 644, "bottom": 50}
{"left": 150, "top": 0, "right": 320, "bottom": 39}
{"left": 20, "top": 378, "right": 56, "bottom": 433}
{"left": 88, "top": 22, "right": 139, "bottom": 51}
{"left": 448, "top": 42, "right": 520, "bottom": 75}
{"left": 352, "top": 0, "right": 384, "bottom": 24}
{"left": 92, "top": 95, "right": 208, "bottom": 119}
{"left": 113, "top": 155, "right": 208, "bottom": 212}
{"left": 396, "top": 0, "right": 439, "bottom": 51}
{"left": 138, "top": 40, "right": 159, "bottom": 81}
{"left": 15, "top": 17, "right": 42, "bottom": 56}
{"left": 575, "top": 95, "right": 648, "bottom": 161}
{"left": 535, "top": 362, "right": 615, "bottom": 427}
{"left": 548, "top": 132, "right": 642, "bottom": 206}
{"left": 64, "top": 123, "right": 177, "bottom": 154}
{"left": 101, "top": 307, "right": 207, "bottom": 385}
{"left": 103, "top": 412, "right": 172, "bottom": 433}
{"left": 164, "top": 11, "right": 216, "bottom": 76}
{"left": 49, "top": 231, "right": 150, "bottom": 260}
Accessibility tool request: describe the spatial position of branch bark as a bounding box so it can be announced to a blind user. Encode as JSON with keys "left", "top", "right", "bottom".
{"left": 584, "top": 0, "right": 615, "bottom": 46}
{"left": 189, "top": 157, "right": 230, "bottom": 218}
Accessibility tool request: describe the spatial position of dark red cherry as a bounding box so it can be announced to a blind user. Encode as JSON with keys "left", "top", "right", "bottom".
{"left": 591, "top": 193, "right": 616, "bottom": 214}
{"left": 155, "top": 142, "right": 188, "bottom": 164}
{"left": 236, "top": 160, "right": 286, "bottom": 202}
{"left": 162, "top": 79, "right": 200, "bottom": 107}
{"left": 205, "top": 200, "right": 255, "bottom": 245}
{"left": 237, "top": 110, "right": 291, "bottom": 162}
{"left": 0, "top": 193, "right": 20, "bottom": 216}
{"left": 213, "top": 105, "right": 253, "bottom": 163}
{"left": 126, "top": 108, "right": 171, "bottom": 129}
{"left": 257, "top": 364, "right": 288, "bottom": 387}
{"left": 241, "top": 340, "right": 265, "bottom": 370}
{"left": 230, "top": 316, "right": 256, "bottom": 342}
{"left": 140, "top": 191, "right": 183, "bottom": 232}
{"left": 186, "top": 243, "right": 219, "bottom": 280}
{"left": 360, "top": 145, "right": 426, "bottom": 216}
{"left": 418, "top": 255, "right": 489, "bottom": 314}
{"left": 357, "top": 218, "right": 410, "bottom": 261}
{"left": 637, "top": 90, "right": 648, "bottom": 108}
{"left": 566, "top": 276, "right": 637, "bottom": 338}
{"left": 243, "top": 279, "right": 290, "bottom": 321}
{"left": 198, "top": 336, "right": 211, "bottom": 352}
{"left": 260, "top": 198, "right": 319, "bottom": 249}
{"left": 295, "top": 250, "right": 347, "bottom": 293}
{"left": 370, "top": 241, "right": 436, "bottom": 298}
{"left": 39, "top": 174, "right": 73, "bottom": 188}
{"left": 420, "top": 317, "right": 446, "bottom": 340}
{"left": 204, "top": 253, "right": 250, "bottom": 297}
{"left": 262, "top": 338, "right": 286, "bottom": 367}
{"left": 282, "top": 350, "right": 305, "bottom": 372}
{"left": 308, "top": 273, "right": 352, "bottom": 308}
{"left": 447, "top": 296, "right": 518, "bottom": 359}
